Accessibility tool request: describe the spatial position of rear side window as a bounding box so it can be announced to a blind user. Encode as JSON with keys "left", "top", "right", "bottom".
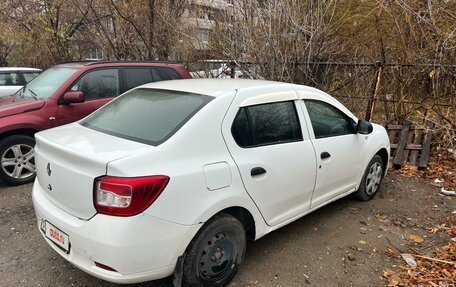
{"left": 0, "top": 72, "right": 21, "bottom": 86}
{"left": 157, "top": 67, "right": 182, "bottom": 80}
{"left": 81, "top": 88, "right": 213, "bottom": 146}
{"left": 150, "top": 68, "right": 163, "bottom": 81}
{"left": 232, "top": 108, "right": 253, "bottom": 147}
{"left": 231, "top": 101, "right": 303, "bottom": 148}
{"left": 124, "top": 68, "right": 154, "bottom": 91}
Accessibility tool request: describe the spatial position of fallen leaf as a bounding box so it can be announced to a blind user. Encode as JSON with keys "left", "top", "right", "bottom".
{"left": 388, "top": 276, "right": 400, "bottom": 287}
{"left": 427, "top": 226, "right": 439, "bottom": 233}
{"left": 442, "top": 269, "right": 451, "bottom": 277}
{"left": 385, "top": 246, "right": 397, "bottom": 256}
{"left": 450, "top": 226, "right": 456, "bottom": 236}
{"left": 409, "top": 234, "right": 424, "bottom": 243}
{"left": 350, "top": 207, "right": 361, "bottom": 214}
{"left": 379, "top": 224, "right": 388, "bottom": 231}
{"left": 400, "top": 253, "right": 417, "bottom": 267}
{"left": 384, "top": 242, "right": 456, "bottom": 287}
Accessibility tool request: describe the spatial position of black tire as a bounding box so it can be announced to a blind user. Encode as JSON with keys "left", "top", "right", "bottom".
{"left": 354, "top": 154, "right": 384, "bottom": 201}
{"left": 182, "top": 213, "right": 246, "bottom": 287}
{"left": 0, "top": 135, "right": 36, "bottom": 186}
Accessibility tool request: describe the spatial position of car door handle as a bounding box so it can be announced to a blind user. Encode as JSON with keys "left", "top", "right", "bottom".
{"left": 251, "top": 167, "right": 266, "bottom": 176}
{"left": 321, "top": 152, "right": 331, "bottom": 159}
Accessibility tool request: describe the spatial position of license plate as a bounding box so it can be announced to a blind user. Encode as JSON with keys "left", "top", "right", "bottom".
{"left": 43, "top": 221, "right": 70, "bottom": 253}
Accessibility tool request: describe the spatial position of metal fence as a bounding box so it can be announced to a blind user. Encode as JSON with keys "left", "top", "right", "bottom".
{"left": 188, "top": 60, "right": 456, "bottom": 127}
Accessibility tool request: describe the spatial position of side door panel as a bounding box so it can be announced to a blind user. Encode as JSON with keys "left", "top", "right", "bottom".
{"left": 222, "top": 87, "right": 317, "bottom": 227}
{"left": 56, "top": 98, "right": 112, "bottom": 126}
{"left": 299, "top": 99, "right": 366, "bottom": 209}
{"left": 229, "top": 140, "right": 317, "bottom": 226}
{"left": 310, "top": 135, "right": 365, "bottom": 208}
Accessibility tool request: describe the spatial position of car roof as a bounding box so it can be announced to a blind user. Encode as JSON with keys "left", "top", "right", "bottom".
{"left": 141, "top": 78, "right": 325, "bottom": 98}
{"left": 140, "top": 79, "right": 357, "bottom": 119}
{"left": 0, "top": 67, "right": 42, "bottom": 72}
{"left": 55, "top": 61, "right": 184, "bottom": 69}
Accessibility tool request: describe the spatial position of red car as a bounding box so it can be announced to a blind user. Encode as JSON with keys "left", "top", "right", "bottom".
{"left": 0, "top": 61, "right": 191, "bottom": 185}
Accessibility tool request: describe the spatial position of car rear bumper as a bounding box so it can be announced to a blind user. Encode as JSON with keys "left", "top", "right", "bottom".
{"left": 32, "top": 178, "right": 201, "bottom": 284}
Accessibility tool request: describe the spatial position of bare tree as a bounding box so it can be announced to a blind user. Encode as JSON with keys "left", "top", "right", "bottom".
{"left": 80, "top": 0, "right": 187, "bottom": 60}
{"left": 0, "top": 0, "right": 91, "bottom": 66}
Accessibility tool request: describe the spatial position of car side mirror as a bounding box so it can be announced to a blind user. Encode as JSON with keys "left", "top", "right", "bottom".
{"left": 62, "top": 91, "right": 85, "bottom": 104}
{"left": 357, "top": 119, "right": 373, "bottom": 135}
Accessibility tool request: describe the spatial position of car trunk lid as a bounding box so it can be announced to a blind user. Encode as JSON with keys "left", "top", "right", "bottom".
{"left": 34, "top": 123, "right": 151, "bottom": 220}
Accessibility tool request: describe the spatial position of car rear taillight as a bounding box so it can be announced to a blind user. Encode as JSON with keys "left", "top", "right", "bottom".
{"left": 94, "top": 176, "right": 169, "bottom": 217}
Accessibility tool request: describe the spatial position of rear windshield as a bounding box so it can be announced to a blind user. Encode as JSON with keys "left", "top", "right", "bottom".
{"left": 80, "top": 88, "right": 212, "bottom": 145}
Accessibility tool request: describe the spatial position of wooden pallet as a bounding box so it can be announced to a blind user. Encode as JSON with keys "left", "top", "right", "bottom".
{"left": 386, "top": 121, "right": 434, "bottom": 169}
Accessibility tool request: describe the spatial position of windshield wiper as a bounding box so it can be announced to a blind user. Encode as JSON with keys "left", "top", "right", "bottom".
{"left": 28, "top": 89, "right": 39, "bottom": 100}
{"left": 10, "top": 89, "right": 22, "bottom": 97}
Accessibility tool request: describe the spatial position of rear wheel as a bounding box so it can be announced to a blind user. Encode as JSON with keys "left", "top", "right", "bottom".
{"left": 354, "top": 154, "right": 384, "bottom": 201}
{"left": 183, "top": 213, "right": 246, "bottom": 287}
{"left": 0, "top": 135, "right": 36, "bottom": 186}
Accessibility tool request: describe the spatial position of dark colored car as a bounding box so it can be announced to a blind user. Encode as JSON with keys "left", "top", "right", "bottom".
{"left": 0, "top": 61, "right": 191, "bottom": 185}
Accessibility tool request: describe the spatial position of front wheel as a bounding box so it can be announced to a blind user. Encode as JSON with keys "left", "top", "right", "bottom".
{"left": 354, "top": 154, "right": 384, "bottom": 201}
{"left": 0, "top": 135, "right": 36, "bottom": 186}
{"left": 183, "top": 213, "right": 246, "bottom": 287}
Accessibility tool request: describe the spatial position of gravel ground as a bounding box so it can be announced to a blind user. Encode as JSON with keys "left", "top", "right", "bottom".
{"left": 0, "top": 172, "right": 453, "bottom": 287}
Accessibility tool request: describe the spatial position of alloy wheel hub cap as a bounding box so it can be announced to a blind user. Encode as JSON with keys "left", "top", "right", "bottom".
{"left": 1, "top": 144, "right": 35, "bottom": 179}
{"left": 366, "top": 162, "right": 382, "bottom": 195}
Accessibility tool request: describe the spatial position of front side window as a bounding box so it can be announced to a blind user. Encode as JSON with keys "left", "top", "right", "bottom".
{"left": 81, "top": 88, "right": 213, "bottom": 146}
{"left": 0, "top": 72, "right": 21, "bottom": 86}
{"left": 71, "top": 69, "right": 119, "bottom": 100}
{"left": 231, "top": 101, "right": 303, "bottom": 148}
{"left": 304, "top": 100, "right": 354, "bottom": 138}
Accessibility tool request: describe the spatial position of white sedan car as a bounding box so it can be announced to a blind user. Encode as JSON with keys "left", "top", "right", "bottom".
{"left": 0, "top": 67, "right": 41, "bottom": 97}
{"left": 32, "top": 79, "right": 390, "bottom": 286}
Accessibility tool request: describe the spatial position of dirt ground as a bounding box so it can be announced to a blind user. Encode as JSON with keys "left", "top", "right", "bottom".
{"left": 0, "top": 172, "right": 454, "bottom": 287}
